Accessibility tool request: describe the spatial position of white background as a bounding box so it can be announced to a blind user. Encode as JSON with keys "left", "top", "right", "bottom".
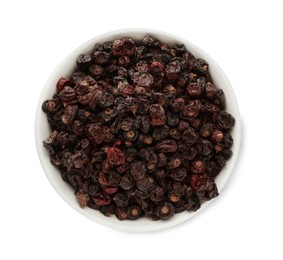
{"left": 0, "top": 0, "right": 282, "bottom": 259}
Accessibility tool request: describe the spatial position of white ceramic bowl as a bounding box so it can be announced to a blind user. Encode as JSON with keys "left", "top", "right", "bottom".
{"left": 35, "top": 29, "right": 241, "bottom": 232}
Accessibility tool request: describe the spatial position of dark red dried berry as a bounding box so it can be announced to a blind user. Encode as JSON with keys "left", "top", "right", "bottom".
{"left": 187, "top": 82, "right": 202, "bottom": 96}
{"left": 211, "top": 129, "right": 224, "bottom": 142}
{"left": 170, "top": 98, "right": 185, "bottom": 112}
{"left": 93, "top": 193, "right": 111, "bottom": 206}
{"left": 205, "top": 82, "right": 217, "bottom": 98}
{"left": 56, "top": 77, "right": 72, "bottom": 93}
{"left": 106, "top": 147, "right": 126, "bottom": 166}
{"left": 156, "top": 139, "right": 177, "bottom": 153}
{"left": 191, "top": 160, "right": 206, "bottom": 173}
{"left": 62, "top": 105, "right": 77, "bottom": 125}
{"left": 89, "top": 64, "right": 104, "bottom": 79}
{"left": 122, "top": 38, "right": 136, "bottom": 56}
{"left": 149, "top": 104, "right": 166, "bottom": 126}
{"left": 112, "top": 40, "right": 123, "bottom": 56}
{"left": 190, "top": 173, "right": 212, "bottom": 191}
{"left": 59, "top": 86, "right": 76, "bottom": 104}
{"left": 180, "top": 100, "right": 201, "bottom": 120}
{"left": 150, "top": 61, "right": 164, "bottom": 75}
{"left": 165, "top": 60, "right": 181, "bottom": 81}
{"left": 118, "top": 55, "right": 131, "bottom": 67}
{"left": 103, "top": 187, "right": 118, "bottom": 195}
{"left": 133, "top": 72, "right": 153, "bottom": 87}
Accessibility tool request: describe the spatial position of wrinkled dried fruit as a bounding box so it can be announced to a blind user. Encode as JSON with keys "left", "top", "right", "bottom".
{"left": 42, "top": 34, "right": 235, "bottom": 221}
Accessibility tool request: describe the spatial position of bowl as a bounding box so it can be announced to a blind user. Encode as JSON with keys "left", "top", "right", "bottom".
{"left": 35, "top": 28, "right": 241, "bottom": 232}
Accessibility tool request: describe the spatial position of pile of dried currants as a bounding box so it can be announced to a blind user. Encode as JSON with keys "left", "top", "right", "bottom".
{"left": 42, "top": 34, "right": 235, "bottom": 220}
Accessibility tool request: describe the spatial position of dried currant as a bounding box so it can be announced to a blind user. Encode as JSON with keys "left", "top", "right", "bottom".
{"left": 42, "top": 34, "right": 235, "bottom": 221}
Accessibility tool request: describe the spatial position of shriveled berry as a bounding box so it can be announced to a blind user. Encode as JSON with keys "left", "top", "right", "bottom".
{"left": 59, "top": 86, "right": 76, "bottom": 104}
{"left": 89, "top": 64, "right": 104, "bottom": 79}
{"left": 133, "top": 72, "right": 153, "bottom": 87}
{"left": 120, "top": 173, "right": 135, "bottom": 190}
{"left": 187, "top": 196, "right": 201, "bottom": 212}
{"left": 211, "top": 129, "right": 224, "bottom": 142}
{"left": 112, "top": 40, "right": 123, "bottom": 56}
{"left": 156, "top": 139, "right": 177, "bottom": 153}
{"left": 136, "top": 176, "right": 154, "bottom": 191}
{"left": 97, "top": 92, "right": 114, "bottom": 108}
{"left": 150, "top": 61, "right": 164, "bottom": 75}
{"left": 56, "top": 77, "right": 72, "bottom": 93}
{"left": 165, "top": 60, "right": 181, "bottom": 81}
{"left": 170, "top": 98, "right": 185, "bottom": 112}
{"left": 154, "top": 168, "right": 168, "bottom": 178}
{"left": 62, "top": 105, "right": 77, "bottom": 125}
{"left": 135, "top": 61, "right": 150, "bottom": 72}
{"left": 217, "top": 111, "right": 235, "bottom": 129}
{"left": 150, "top": 186, "right": 165, "bottom": 202}
{"left": 122, "top": 38, "right": 136, "bottom": 56}
{"left": 118, "top": 55, "right": 131, "bottom": 67}
{"left": 167, "top": 111, "right": 180, "bottom": 126}
{"left": 42, "top": 99, "right": 61, "bottom": 113}
{"left": 191, "top": 160, "right": 205, "bottom": 173}
{"left": 115, "top": 208, "right": 128, "bottom": 220}
{"left": 170, "top": 167, "right": 187, "bottom": 181}
{"left": 92, "top": 51, "right": 110, "bottom": 64}
{"left": 77, "top": 54, "right": 92, "bottom": 70}
{"left": 187, "top": 82, "right": 202, "bottom": 96}
{"left": 143, "top": 34, "right": 160, "bottom": 46}
{"left": 199, "top": 124, "right": 215, "bottom": 138}
{"left": 152, "top": 125, "right": 169, "bottom": 140}
{"left": 106, "top": 147, "right": 126, "bottom": 166}
{"left": 127, "top": 206, "right": 142, "bottom": 220}
{"left": 113, "top": 193, "right": 129, "bottom": 208}
{"left": 155, "top": 202, "right": 175, "bottom": 219}
{"left": 182, "top": 127, "right": 198, "bottom": 145}
{"left": 76, "top": 192, "right": 90, "bottom": 208}
{"left": 205, "top": 82, "right": 217, "bottom": 98}
{"left": 180, "top": 100, "right": 201, "bottom": 120}
{"left": 167, "top": 156, "right": 182, "bottom": 169}
{"left": 149, "top": 104, "right": 166, "bottom": 126}
{"left": 190, "top": 173, "right": 212, "bottom": 191}
{"left": 130, "top": 161, "right": 146, "bottom": 180}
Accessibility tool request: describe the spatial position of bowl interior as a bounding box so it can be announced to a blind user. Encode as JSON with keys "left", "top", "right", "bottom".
{"left": 35, "top": 29, "right": 241, "bottom": 232}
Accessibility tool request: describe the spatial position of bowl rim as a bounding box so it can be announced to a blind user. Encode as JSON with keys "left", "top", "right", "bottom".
{"left": 35, "top": 28, "right": 241, "bottom": 232}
